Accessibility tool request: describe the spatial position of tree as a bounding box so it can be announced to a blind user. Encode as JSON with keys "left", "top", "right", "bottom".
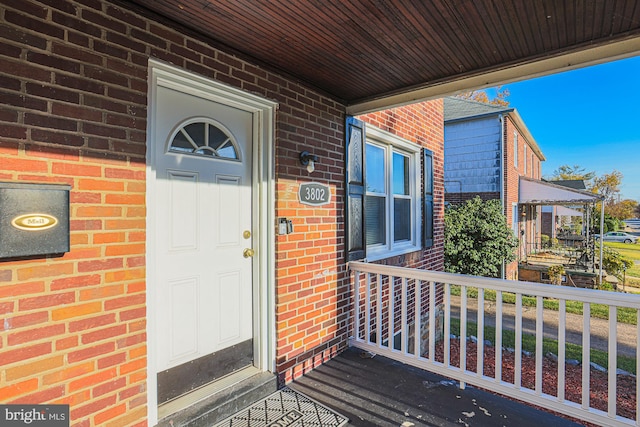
{"left": 547, "top": 164, "right": 595, "bottom": 183}
{"left": 592, "top": 210, "right": 621, "bottom": 234}
{"left": 456, "top": 86, "right": 510, "bottom": 106}
{"left": 591, "top": 170, "right": 623, "bottom": 206}
{"left": 444, "top": 197, "right": 518, "bottom": 278}
{"left": 635, "top": 204, "right": 640, "bottom": 218}
{"left": 607, "top": 199, "right": 638, "bottom": 220}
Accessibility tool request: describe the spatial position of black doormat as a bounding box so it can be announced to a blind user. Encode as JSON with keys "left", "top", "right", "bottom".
{"left": 213, "top": 387, "right": 348, "bottom": 427}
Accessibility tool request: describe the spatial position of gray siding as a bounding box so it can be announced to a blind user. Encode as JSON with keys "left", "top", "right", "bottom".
{"left": 444, "top": 116, "right": 501, "bottom": 194}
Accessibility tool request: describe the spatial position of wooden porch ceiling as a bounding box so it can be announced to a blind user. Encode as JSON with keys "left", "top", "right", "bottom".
{"left": 128, "top": 0, "right": 640, "bottom": 113}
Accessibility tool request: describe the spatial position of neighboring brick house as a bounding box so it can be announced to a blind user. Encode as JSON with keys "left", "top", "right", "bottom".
{"left": 0, "top": 2, "right": 444, "bottom": 426}
{"left": 443, "top": 97, "right": 545, "bottom": 279}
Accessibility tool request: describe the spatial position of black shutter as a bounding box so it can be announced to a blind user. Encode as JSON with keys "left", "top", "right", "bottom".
{"left": 423, "top": 148, "right": 434, "bottom": 248}
{"left": 346, "top": 116, "right": 366, "bottom": 261}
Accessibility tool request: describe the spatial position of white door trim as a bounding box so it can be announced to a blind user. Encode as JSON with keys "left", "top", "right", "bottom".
{"left": 145, "top": 59, "right": 277, "bottom": 425}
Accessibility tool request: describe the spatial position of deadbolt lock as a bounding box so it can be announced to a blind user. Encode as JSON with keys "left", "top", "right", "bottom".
{"left": 243, "top": 230, "right": 251, "bottom": 239}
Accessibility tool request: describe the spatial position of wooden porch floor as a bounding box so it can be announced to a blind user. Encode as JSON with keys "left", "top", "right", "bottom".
{"left": 290, "top": 347, "right": 583, "bottom": 426}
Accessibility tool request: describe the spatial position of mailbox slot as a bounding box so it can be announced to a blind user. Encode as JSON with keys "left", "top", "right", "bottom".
{"left": 0, "top": 182, "right": 71, "bottom": 259}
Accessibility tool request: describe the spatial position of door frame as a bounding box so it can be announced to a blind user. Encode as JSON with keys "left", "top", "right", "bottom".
{"left": 145, "top": 59, "right": 277, "bottom": 425}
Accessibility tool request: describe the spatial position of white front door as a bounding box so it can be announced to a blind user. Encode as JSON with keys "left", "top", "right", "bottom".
{"left": 152, "top": 83, "right": 255, "bottom": 404}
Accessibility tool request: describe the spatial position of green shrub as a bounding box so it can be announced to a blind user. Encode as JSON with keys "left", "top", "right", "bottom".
{"left": 602, "top": 247, "right": 634, "bottom": 281}
{"left": 598, "top": 281, "right": 616, "bottom": 291}
{"left": 444, "top": 197, "right": 518, "bottom": 278}
{"left": 547, "top": 265, "right": 565, "bottom": 285}
{"left": 540, "top": 234, "right": 550, "bottom": 248}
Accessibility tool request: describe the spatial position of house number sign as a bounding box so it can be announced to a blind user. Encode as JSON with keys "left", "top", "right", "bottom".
{"left": 298, "top": 182, "right": 331, "bottom": 206}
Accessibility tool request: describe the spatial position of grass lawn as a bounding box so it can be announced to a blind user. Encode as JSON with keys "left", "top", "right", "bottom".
{"left": 449, "top": 318, "right": 637, "bottom": 374}
{"left": 604, "top": 241, "right": 640, "bottom": 278}
{"left": 450, "top": 286, "right": 638, "bottom": 324}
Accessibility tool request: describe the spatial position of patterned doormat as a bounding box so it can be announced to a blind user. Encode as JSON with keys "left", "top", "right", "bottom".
{"left": 213, "top": 387, "right": 348, "bottom": 427}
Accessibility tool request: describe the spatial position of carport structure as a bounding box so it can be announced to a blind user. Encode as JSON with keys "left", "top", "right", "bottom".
{"left": 518, "top": 177, "right": 605, "bottom": 284}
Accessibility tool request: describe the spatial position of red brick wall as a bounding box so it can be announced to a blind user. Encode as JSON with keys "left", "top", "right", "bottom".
{"left": 272, "top": 83, "right": 347, "bottom": 383}
{"left": 0, "top": 1, "right": 151, "bottom": 425}
{"left": 504, "top": 118, "right": 518, "bottom": 223}
{"left": 504, "top": 118, "right": 520, "bottom": 279}
{"left": 0, "top": 0, "right": 448, "bottom": 423}
{"left": 504, "top": 116, "right": 545, "bottom": 280}
{"left": 359, "top": 101, "right": 445, "bottom": 272}
{"left": 275, "top": 102, "right": 447, "bottom": 382}
{"left": 358, "top": 102, "right": 446, "bottom": 340}
{"left": 0, "top": 0, "right": 353, "bottom": 424}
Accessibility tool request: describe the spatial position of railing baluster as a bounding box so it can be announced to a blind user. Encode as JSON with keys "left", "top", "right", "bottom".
{"left": 401, "top": 277, "right": 407, "bottom": 354}
{"left": 354, "top": 270, "right": 361, "bottom": 342}
{"left": 536, "top": 296, "right": 543, "bottom": 395}
{"left": 414, "top": 280, "right": 421, "bottom": 358}
{"left": 365, "top": 272, "right": 371, "bottom": 344}
{"left": 388, "top": 276, "right": 394, "bottom": 350}
{"left": 429, "top": 280, "right": 435, "bottom": 362}
{"left": 608, "top": 305, "right": 617, "bottom": 418}
{"left": 377, "top": 273, "right": 383, "bottom": 350}
{"left": 460, "top": 285, "right": 467, "bottom": 389}
{"left": 444, "top": 283, "right": 451, "bottom": 368}
{"left": 347, "top": 261, "right": 640, "bottom": 427}
{"left": 558, "top": 299, "right": 566, "bottom": 402}
{"left": 459, "top": 286, "right": 467, "bottom": 374}
{"left": 582, "top": 303, "right": 590, "bottom": 410}
{"left": 495, "top": 290, "right": 502, "bottom": 383}
{"left": 477, "top": 288, "right": 484, "bottom": 377}
{"left": 515, "top": 293, "right": 522, "bottom": 389}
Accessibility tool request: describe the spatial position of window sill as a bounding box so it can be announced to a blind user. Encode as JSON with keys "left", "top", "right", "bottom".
{"left": 365, "top": 244, "right": 422, "bottom": 262}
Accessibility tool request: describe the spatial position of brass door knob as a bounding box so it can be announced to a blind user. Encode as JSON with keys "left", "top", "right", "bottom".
{"left": 243, "top": 248, "right": 255, "bottom": 258}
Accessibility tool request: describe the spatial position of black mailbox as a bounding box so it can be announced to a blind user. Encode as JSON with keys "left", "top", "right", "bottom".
{"left": 0, "top": 182, "right": 71, "bottom": 259}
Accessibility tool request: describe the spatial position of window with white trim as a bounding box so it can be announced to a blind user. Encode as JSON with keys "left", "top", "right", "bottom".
{"left": 364, "top": 128, "right": 421, "bottom": 260}
{"left": 523, "top": 144, "right": 527, "bottom": 175}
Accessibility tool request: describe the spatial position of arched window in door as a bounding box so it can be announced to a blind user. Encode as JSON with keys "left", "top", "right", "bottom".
{"left": 168, "top": 118, "right": 240, "bottom": 161}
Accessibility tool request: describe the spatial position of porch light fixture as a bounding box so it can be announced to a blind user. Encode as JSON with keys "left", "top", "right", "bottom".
{"left": 299, "top": 151, "right": 318, "bottom": 173}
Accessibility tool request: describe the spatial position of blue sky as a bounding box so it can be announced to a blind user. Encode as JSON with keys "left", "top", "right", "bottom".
{"left": 500, "top": 55, "right": 640, "bottom": 201}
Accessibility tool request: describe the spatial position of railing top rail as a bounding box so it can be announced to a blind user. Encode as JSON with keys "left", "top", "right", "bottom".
{"left": 348, "top": 261, "right": 640, "bottom": 308}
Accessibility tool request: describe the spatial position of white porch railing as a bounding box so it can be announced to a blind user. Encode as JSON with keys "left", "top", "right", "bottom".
{"left": 349, "top": 261, "right": 640, "bottom": 427}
